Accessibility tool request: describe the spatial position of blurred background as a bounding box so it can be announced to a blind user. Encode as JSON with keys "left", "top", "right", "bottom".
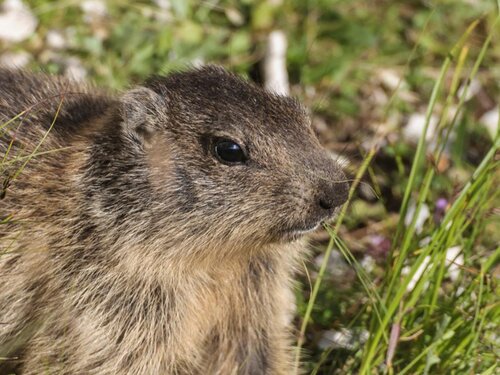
{"left": 1, "top": 0, "right": 498, "bottom": 373}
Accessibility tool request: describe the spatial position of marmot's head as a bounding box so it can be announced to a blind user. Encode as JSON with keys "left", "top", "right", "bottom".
{"left": 116, "top": 66, "right": 348, "bottom": 251}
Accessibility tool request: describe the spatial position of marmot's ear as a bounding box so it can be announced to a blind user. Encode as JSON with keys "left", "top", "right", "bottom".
{"left": 120, "top": 87, "right": 165, "bottom": 141}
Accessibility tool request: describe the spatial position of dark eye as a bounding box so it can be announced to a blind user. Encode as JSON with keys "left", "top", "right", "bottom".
{"left": 214, "top": 139, "right": 247, "bottom": 165}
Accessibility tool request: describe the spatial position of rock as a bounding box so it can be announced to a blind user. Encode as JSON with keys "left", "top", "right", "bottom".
{"left": 479, "top": 107, "right": 499, "bottom": 140}
{"left": 457, "top": 78, "right": 481, "bottom": 101}
{"left": 377, "top": 68, "right": 404, "bottom": 91}
{"left": 318, "top": 328, "right": 369, "bottom": 350}
{"left": 404, "top": 201, "right": 430, "bottom": 234}
{"left": 46, "top": 30, "right": 67, "bottom": 50}
{"left": 360, "top": 255, "right": 376, "bottom": 273}
{"left": 402, "top": 255, "right": 431, "bottom": 291}
{"left": 64, "top": 57, "right": 87, "bottom": 81}
{"left": 263, "top": 30, "right": 289, "bottom": 95}
{"left": 0, "top": 51, "right": 31, "bottom": 68}
{"left": 314, "top": 250, "right": 350, "bottom": 280}
{"left": 80, "top": 0, "right": 107, "bottom": 22}
{"left": 0, "top": 0, "right": 37, "bottom": 43}
{"left": 153, "top": 0, "right": 170, "bottom": 10}
{"left": 445, "top": 246, "right": 463, "bottom": 282}
{"left": 402, "top": 112, "right": 438, "bottom": 144}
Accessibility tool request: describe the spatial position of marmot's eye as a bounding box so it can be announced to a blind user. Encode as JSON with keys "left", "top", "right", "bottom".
{"left": 214, "top": 139, "right": 247, "bottom": 165}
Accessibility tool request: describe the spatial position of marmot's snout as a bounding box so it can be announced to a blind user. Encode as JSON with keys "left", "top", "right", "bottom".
{"left": 275, "top": 151, "right": 348, "bottom": 241}
{"left": 307, "top": 156, "right": 349, "bottom": 226}
{"left": 316, "top": 177, "right": 349, "bottom": 213}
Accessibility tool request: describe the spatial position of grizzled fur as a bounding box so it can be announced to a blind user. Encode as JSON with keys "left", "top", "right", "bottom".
{"left": 0, "top": 66, "right": 348, "bottom": 374}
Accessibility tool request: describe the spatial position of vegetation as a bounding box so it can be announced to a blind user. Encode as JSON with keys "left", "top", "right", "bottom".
{"left": 1, "top": 0, "right": 499, "bottom": 373}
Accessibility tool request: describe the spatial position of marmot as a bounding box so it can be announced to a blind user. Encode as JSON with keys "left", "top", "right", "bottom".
{"left": 0, "top": 66, "right": 348, "bottom": 375}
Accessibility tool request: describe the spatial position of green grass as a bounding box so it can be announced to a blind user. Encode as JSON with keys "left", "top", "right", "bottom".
{"left": 298, "top": 12, "right": 500, "bottom": 374}
{"left": 2, "top": 0, "right": 499, "bottom": 373}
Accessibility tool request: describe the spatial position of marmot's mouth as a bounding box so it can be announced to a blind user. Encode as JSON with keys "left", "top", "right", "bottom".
{"left": 290, "top": 223, "right": 321, "bottom": 236}
{"left": 277, "top": 222, "right": 322, "bottom": 242}
{"left": 276, "top": 208, "right": 342, "bottom": 243}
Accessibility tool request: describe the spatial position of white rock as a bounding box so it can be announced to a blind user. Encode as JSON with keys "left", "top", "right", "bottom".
{"left": 153, "top": 0, "right": 171, "bottom": 10}
{"left": 360, "top": 255, "right": 375, "bottom": 273}
{"left": 372, "top": 87, "right": 388, "bottom": 105}
{"left": 305, "top": 85, "right": 316, "bottom": 98}
{"left": 376, "top": 68, "right": 418, "bottom": 104}
{"left": 0, "top": 51, "right": 31, "bottom": 68}
{"left": 64, "top": 57, "right": 87, "bottom": 82}
{"left": 263, "top": 30, "right": 289, "bottom": 95}
{"left": 403, "top": 255, "right": 431, "bottom": 292}
{"left": 404, "top": 202, "right": 430, "bottom": 234}
{"left": 318, "top": 328, "right": 369, "bottom": 350}
{"left": 46, "top": 30, "right": 67, "bottom": 50}
{"left": 152, "top": 8, "right": 172, "bottom": 23}
{"left": 445, "top": 246, "right": 463, "bottom": 282}
{"left": 457, "top": 78, "right": 481, "bottom": 101}
{"left": 314, "top": 250, "right": 350, "bottom": 279}
{"left": 80, "top": 0, "right": 107, "bottom": 21}
{"left": 403, "top": 107, "right": 458, "bottom": 153}
{"left": 224, "top": 7, "right": 244, "bottom": 26}
{"left": 0, "top": 0, "right": 37, "bottom": 43}
{"left": 447, "top": 104, "right": 463, "bottom": 124}
{"left": 378, "top": 68, "right": 405, "bottom": 91}
{"left": 419, "top": 236, "right": 432, "bottom": 246}
{"left": 403, "top": 246, "right": 463, "bottom": 292}
{"left": 479, "top": 107, "right": 499, "bottom": 140}
{"left": 402, "top": 112, "right": 438, "bottom": 144}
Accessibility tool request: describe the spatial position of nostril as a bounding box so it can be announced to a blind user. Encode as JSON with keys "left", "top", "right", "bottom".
{"left": 317, "top": 181, "right": 349, "bottom": 212}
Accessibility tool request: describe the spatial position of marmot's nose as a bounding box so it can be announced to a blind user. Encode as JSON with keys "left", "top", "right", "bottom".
{"left": 316, "top": 179, "right": 349, "bottom": 213}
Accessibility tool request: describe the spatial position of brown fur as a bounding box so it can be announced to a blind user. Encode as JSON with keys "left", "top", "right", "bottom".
{"left": 0, "top": 66, "right": 348, "bottom": 374}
